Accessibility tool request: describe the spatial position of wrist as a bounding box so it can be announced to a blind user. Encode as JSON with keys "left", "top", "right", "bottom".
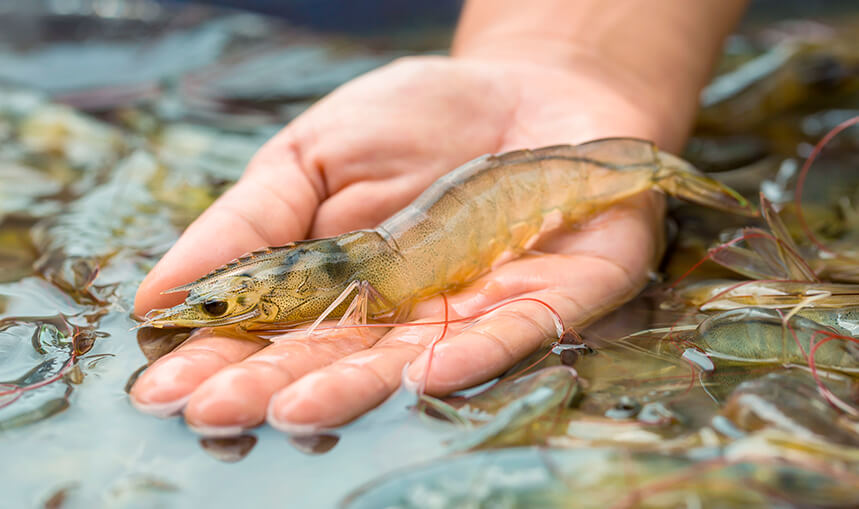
{"left": 451, "top": 0, "right": 748, "bottom": 152}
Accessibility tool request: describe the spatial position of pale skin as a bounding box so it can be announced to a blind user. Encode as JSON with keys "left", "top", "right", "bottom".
{"left": 131, "top": 0, "right": 748, "bottom": 434}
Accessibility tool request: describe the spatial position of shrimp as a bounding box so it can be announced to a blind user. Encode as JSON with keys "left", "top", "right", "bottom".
{"left": 698, "top": 38, "right": 859, "bottom": 132}
{"left": 141, "top": 138, "right": 755, "bottom": 329}
{"left": 676, "top": 279, "right": 859, "bottom": 311}
{"left": 694, "top": 307, "right": 859, "bottom": 374}
{"left": 671, "top": 118, "right": 859, "bottom": 312}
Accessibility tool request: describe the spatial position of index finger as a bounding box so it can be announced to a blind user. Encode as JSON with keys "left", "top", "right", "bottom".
{"left": 134, "top": 133, "right": 324, "bottom": 316}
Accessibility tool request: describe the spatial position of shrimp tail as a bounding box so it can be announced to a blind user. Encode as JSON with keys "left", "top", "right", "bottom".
{"left": 653, "top": 151, "right": 758, "bottom": 217}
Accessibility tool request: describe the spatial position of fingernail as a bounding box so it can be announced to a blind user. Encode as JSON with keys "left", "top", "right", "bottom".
{"left": 401, "top": 361, "right": 423, "bottom": 394}
{"left": 266, "top": 401, "right": 322, "bottom": 435}
{"left": 187, "top": 422, "right": 246, "bottom": 438}
{"left": 270, "top": 419, "right": 322, "bottom": 435}
{"left": 129, "top": 394, "right": 190, "bottom": 418}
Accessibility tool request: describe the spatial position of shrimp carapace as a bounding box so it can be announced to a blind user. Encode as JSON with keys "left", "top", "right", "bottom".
{"left": 141, "top": 138, "right": 756, "bottom": 329}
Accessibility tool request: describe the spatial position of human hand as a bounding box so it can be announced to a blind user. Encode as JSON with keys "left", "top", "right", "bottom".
{"left": 130, "top": 54, "right": 676, "bottom": 434}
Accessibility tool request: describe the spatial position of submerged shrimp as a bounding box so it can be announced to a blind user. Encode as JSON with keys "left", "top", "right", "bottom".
{"left": 671, "top": 116, "right": 859, "bottom": 312}
{"left": 141, "top": 138, "right": 755, "bottom": 329}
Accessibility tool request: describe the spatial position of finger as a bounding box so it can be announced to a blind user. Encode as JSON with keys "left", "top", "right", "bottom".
{"left": 266, "top": 319, "right": 465, "bottom": 432}
{"left": 182, "top": 324, "right": 385, "bottom": 435}
{"left": 133, "top": 132, "right": 325, "bottom": 315}
{"left": 263, "top": 250, "right": 632, "bottom": 430}
{"left": 406, "top": 254, "right": 639, "bottom": 395}
{"left": 129, "top": 332, "right": 265, "bottom": 416}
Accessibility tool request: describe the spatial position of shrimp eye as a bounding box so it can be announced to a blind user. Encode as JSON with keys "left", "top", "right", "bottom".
{"left": 202, "top": 300, "right": 229, "bottom": 316}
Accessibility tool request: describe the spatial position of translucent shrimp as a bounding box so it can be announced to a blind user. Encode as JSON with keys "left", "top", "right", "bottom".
{"left": 670, "top": 125, "right": 859, "bottom": 312}
{"left": 141, "top": 138, "right": 755, "bottom": 329}
{"left": 694, "top": 307, "right": 859, "bottom": 374}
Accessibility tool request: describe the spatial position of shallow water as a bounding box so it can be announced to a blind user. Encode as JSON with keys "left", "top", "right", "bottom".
{"left": 0, "top": 4, "right": 457, "bottom": 507}
{"left": 2, "top": 2, "right": 859, "bottom": 508}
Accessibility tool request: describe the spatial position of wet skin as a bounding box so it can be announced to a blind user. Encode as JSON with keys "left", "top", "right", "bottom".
{"left": 131, "top": 56, "right": 680, "bottom": 435}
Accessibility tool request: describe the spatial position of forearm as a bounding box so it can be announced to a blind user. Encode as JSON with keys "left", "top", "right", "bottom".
{"left": 453, "top": 0, "right": 748, "bottom": 149}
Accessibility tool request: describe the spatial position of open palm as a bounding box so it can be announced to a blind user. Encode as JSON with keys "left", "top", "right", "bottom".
{"left": 131, "top": 55, "right": 673, "bottom": 434}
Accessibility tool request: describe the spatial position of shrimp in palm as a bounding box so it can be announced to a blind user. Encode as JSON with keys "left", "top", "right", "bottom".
{"left": 140, "top": 138, "right": 755, "bottom": 330}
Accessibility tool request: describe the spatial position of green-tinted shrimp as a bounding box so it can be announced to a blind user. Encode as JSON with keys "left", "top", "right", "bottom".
{"left": 141, "top": 138, "right": 755, "bottom": 329}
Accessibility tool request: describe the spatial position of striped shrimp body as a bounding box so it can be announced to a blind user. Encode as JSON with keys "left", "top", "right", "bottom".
{"left": 141, "top": 138, "right": 755, "bottom": 330}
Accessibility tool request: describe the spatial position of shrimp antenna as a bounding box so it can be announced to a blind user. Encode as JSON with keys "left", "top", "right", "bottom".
{"left": 160, "top": 282, "right": 197, "bottom": 294}
{"left": 794, "top": 115, "right": 859, "bottom": 255}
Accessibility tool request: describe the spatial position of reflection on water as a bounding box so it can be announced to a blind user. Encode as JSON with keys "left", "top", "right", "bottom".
{"left": 199, "top": 435, "right": 257, "bottom": 463}
{"left": 288, "top": 433, "right": 341, "bottom": 455}
{"left": 1, "top": 1, "right": 859, "bottom": 508}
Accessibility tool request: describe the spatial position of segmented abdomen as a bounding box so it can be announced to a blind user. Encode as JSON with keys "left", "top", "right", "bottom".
{"left": 371, "top": 139, "right": 660, "bottom": 305}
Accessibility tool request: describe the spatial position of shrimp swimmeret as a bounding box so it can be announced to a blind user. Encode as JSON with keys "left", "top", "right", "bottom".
{"left": 141, "top": 138, "right": 756, "bottom": 330}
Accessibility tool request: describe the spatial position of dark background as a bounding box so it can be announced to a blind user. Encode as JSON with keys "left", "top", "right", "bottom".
{"left": 158, "top": 0, "right": 858, "bottom": 33}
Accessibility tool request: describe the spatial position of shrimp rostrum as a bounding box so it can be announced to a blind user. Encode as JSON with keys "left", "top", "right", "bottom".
{"left": 141, "top": 138, "right": 755, "bottom": 330}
